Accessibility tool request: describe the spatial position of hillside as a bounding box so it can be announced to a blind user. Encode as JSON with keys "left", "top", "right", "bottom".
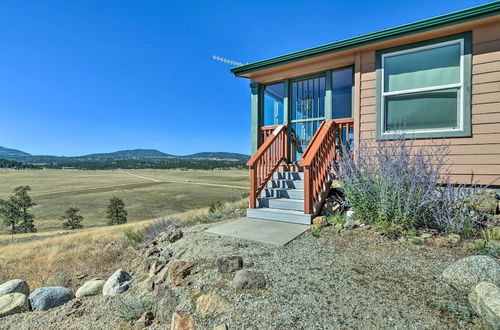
{"left": 0, "top": 146, "right": 249, "bottom": 164}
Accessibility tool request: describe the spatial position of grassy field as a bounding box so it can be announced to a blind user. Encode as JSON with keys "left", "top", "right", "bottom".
{"left": 0, "top": 168, "right": 248, "bottom": 233}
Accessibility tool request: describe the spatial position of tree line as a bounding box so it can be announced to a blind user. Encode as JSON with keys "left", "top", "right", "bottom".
{"left": 0, "top": 158, "right": 246, "bottom": 170}
{"left": 0, "top": 186, "right": 128, "bottom": 234}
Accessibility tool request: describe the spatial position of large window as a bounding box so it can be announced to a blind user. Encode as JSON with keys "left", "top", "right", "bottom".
{"left": 377, "top": 34, "right": 471, "bottom": 138}
{"left": 332, "top": 67, "right": 353, "bottom": 119}
{"left": 263, "top": 83, "right": 284, "bottom": 126}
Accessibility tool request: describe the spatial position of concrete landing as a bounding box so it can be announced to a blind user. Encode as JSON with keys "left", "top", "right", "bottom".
{"left": 205, "top": 217, "right": 309, "bottom": 246}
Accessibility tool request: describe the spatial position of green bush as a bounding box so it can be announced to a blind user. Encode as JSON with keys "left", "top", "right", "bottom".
{"left": 123, "top": 229, "right": 143, "bottom": 248}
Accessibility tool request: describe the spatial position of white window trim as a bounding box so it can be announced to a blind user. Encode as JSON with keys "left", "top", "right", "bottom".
{"left": 380, "top": 38, "right": 465, "bottom": 136}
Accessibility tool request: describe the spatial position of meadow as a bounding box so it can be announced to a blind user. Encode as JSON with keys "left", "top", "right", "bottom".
{"left": 0, "top": 168, "right": 248, "bottom": 233}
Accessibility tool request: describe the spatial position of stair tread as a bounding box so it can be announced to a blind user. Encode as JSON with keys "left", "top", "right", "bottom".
{"left": 264, "top": 188, "right": 304, "bottom": 191}
{"left": 249, "top": 208, "right": 311, "bottom": 215}
{"left": 258, "top": 197, "right": 304, "bottom": 202}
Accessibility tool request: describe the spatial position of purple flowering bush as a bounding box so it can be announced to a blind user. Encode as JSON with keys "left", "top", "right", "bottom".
{"left": 335, "top": 136, "right": 483, "bottom": 235}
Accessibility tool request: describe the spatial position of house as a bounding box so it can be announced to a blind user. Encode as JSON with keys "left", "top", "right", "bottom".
{"left": 231, "top": 2, "right": 500, "bottom": 224}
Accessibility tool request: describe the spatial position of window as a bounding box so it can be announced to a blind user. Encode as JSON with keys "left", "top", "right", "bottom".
{"left": 332, "top": 67, "right": 353, "bottom": 119}
{"left": 263, "top": 83, "right": 284, "bottom": 126}
{"left": 377, "top": 33, "right": 471, "bottom": 138}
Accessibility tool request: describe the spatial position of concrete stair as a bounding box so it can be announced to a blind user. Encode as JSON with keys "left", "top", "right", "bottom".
{"left": 246, "top": 170, "right": 312, "bottom": 225}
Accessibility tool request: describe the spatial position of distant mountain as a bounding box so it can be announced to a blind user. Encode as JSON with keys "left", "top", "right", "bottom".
{"left": 0, "top": 146, "right": 31, "bottom": 157}
{"left": 83, "top": 149, "right": 174, "bottom": 159}
{"left": 0, "top": 146, "right": 249, "bottom": 164}
{"left": 184, "top": 152, "right": 250, "bottom": 162}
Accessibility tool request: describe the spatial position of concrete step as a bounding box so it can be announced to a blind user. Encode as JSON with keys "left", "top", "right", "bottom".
{"left": 246, "top": 208, "right": 312, "bottom": 225}
{"left": 267, "top": 179, "right": 304, "bottom": 189}
{"left": 274, "top": 172, "right": 304, "bottom": 180}
{"left": 261, "top": 188, "right": 304, "bottom": 200}
{"left": 257, "top": 197, "right": 304, "bottom": 211}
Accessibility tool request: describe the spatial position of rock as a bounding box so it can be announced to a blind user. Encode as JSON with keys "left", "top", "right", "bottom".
{"left": 153, "top": 287, "right": 178, "bottom": 321}
{"left": 469, "top": 189, "right": 499, "bottom": 214}
{"left": 0, "top": 293, "right": 29, "bottom": 317}
{"left": 168, "top": 262, "right": 194, "bottom": 286}
{"left": 155, "top": 266, "right": 169, "bottom": 285}
{"left": 313, "top": 216, "right": 328, "bottom": 228}
{"left": 170, "top": 311, "right": 195, "bottom": 330}
{"left": 214, "top": 325, "right": 228, "bottom": 330}
{"left": 155, "top": 229, "right": 183, "bottom": 245}
{"left": 343, "top": 218, "right": 356, "bottom": 230}
{"left": 75, "top": 280, "right": 105, "bottom": 298}
{"left": 0, "top": 279, "right": 29, "bottom": 298}
{"left": 441, "top": 256, "right": 500, "bottom": 293}
{"left": 420, "top": 233, "right": 433, "bottom": 240}
{"left": 233, "top": 270, "right": 266, "bottom": 290}
{"left": 433, "top": 234, "right": 461, "bottom": 247}
{"left": 28, "top": 286, "right": 74, "bottom": 311}
{"left": 217, "top": 256, "right": 243, "bottom": 273}
{"left": 195, "top": 293, "right": 231, "bottom": 315}
{"left": 135, "top": 310, "right": 155, "bottom": 329}
{"left": 468, "top": 282, "right": 500, "bottom": 330}
{"left": 145, "top": 246, "right": 160, "bottom": 258}
{"left": 102, "top": 269, "right": 133, "bottom": 296}
{"left": 149, "top": 259, "right": 168, "bottom": 276}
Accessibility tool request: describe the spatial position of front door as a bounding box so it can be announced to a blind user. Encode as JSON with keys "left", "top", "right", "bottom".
{"left": 290, "top": 75, "right": 326, "bottom": 161}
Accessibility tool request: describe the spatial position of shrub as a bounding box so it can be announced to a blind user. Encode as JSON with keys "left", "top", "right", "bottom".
{"left": 336, "top": 135, "right": 485, "bottom": 236}
{"left": 107, "top": 197, "right": 128, "bottom": 225}
{"left": 123, "top": 229, "right": 143, "bottom": 249}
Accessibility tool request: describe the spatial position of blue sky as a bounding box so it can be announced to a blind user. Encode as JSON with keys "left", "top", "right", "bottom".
{"left": 0, "top": 0, "right": 486, "bottom": 156}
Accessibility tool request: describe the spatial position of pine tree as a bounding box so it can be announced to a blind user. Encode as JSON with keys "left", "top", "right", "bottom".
{"left": 0, "top": 197, "right": 21, "bottom": 234}
{"left": 12, "top": 186, "right": 37, "bottom": 233}
{"left": 106, "top": 197, "right": 127, "bottom": 225}
{"left": 61, "top": 207, "right": 84, "bottom": 229}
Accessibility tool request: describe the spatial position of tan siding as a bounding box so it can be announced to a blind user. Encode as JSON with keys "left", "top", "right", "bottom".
{"left": 356, "top": 20, "right": 500, "bottom": 185}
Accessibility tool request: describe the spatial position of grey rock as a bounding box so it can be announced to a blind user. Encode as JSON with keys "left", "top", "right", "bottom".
{"left": 468, "top": 282, "right": 500, "bottom": 330}
{"left": 217, "top": 256, "right": 243, "bottom": 273}
{"left": 154, "top": 228, "right": 183, "bottom": 245}
{"left": 0, "top": 279, "right": 29, "bottom": 298}
{"left": 343, "top": 217, "right": 356, "bottom": 230}
{"left": 441, "top": 256, "right": 500, "bottom": 293}
{"left": 233, "top": 270, "right": 266, "bottom": 290}
{"left": 75, "top": 280, "right": 105, "bottom": 298}
{"left": 103, "top": 269, "right": 133, "bottom": 296}
{"left": 469, "top": 189, "right": 499, "bottom": 214}
{"left": 0, "top": 293, "right": 29, "bottom": 318}
{"left": 28, "top": 286, "right": 74, "bottom": 311}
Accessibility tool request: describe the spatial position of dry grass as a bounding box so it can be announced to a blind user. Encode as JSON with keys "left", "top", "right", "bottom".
{"left": 0, "top": 168, "right": 248, "bottom": 233}
{"left": 0, "top": 198, "right": 249, "bottom": 291}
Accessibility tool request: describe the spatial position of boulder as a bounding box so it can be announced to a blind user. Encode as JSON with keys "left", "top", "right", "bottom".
{"left": 75, "top": 280, "right": 105, "bottom": 298}
{"left": 102, "top": 269, "right": 133, "bottom": 296}
{"left": 155, "top": 229, "right": 183, "bottom": 245}
{"left": 28, "top": 286, "right": 74, "bottom": 311}
{"left": 195, "top": 293, "right": 231, "bottom": 315}
{"left": 233, "top": 270, "right": 266, "bottom": 290}
{"left": 213, "top": 325, "right": 228, "bottom": 330}
{"left": 168, "top": 262, "right": 194, "bottom": 286}
{"left": 135, "top": 310, "right": 155, "bottom": 329}
{"left": 153, "top": 287, "right": 178, "bottom": 321}
{"left": 343, "top": 217, "right": 356, "bottom": 230}
{"left": 312, "top": 216, "right": 328, "bottom": 228}
{"left": 468, "top": 282, "right": 500, "bottom": 330}
{"left": 217, "top": 256, "right": 243, "bottom": 273}
{"left": 170, "top": 311, "right": 195, "bottom": 330}
{"left": 433, "top": 234, "right": 461, "bottom": 247}
{"left": 441, "top": 256, "right": 500, "bottom": 293}
{"left": 469, "top": 189, "right": 499, "bottom": 214}
{"left": 0, "top": 293, "right": 29, "bottom": 317}
{"left": 0, "top": 279, "right": 29, "bottom": 298}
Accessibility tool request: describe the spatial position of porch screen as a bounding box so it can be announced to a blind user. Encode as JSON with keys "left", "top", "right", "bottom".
{"left": 263, "top": 83, "right": 284, "bottom": 126}
{"left": 381, "top": 40, "right": 463, "bottom": 132}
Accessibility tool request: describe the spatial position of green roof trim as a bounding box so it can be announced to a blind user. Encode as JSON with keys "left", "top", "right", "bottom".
{"left": 231, "top": 1, "right": 500, "bottom": 76}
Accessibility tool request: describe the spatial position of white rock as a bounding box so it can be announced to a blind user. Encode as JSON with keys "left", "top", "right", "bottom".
{"left": 441, "top": 256, "right": 500, "bottom": 293}
{"left": 75, "top": 280, "right": 105, "bottom": 298}
{"left": 0, "top": 293, "right": 29, "bottom": 318}
{"left": 103, "top": 269, "right": 133, "bottom": 296}
{"left": 0, "top": 279, "right": 29, "bottom": 298}
{"left": 468, "top": 282, "right": 500, "bottom": 330}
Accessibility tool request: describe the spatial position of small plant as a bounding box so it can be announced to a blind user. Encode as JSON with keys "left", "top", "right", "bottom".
{"left": 61, "top": 207, "right": 84, "bottom": 229}
{"left": 209, "top": 201, "right": 224, "bottom": 214}
{"left": 118, "top": 297, "right": 152, "bottom": 321}
{"left": 107, "top": 197, "right": 128, "bottom": 225}
{"left": 327, "top": 213, "right": 346, "bottom": 225}
{"left": 123, "top": 229, "right": 143, "bottom": 249}
{"left": 429, "top": 300, "right": 475, "bottom": 323}
{"left": 311, "top": 226, "right": 323, "bottom": 238}
{"left": 141, "top": 216, "right": 181, "bottom": 246}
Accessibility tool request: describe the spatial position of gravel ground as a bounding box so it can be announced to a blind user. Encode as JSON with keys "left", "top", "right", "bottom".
{"left": 0, "top": 221, "right": 484, "bottom": 329}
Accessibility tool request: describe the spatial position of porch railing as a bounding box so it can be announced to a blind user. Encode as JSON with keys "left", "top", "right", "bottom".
{"left": 247, "top": 125, "right": 288, "bottom": 208}
{"left": 299, "top": 118, "right": 354, "bottom": 214}
{"left": 259, "top": 125, "right": 278, "bottom": 145}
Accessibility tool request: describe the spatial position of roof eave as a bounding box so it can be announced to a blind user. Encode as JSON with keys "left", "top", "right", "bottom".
{"left": 230, "top": 1, "right": 500, "bottom": 77}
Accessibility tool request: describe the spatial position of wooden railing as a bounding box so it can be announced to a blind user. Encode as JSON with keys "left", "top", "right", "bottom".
{"left": 247, "top": 125, "right": 288, "bottom": 208}
{"left": 259, "top": 125, "right": 278, "bottom": 146}
{"left": 299, "top": 118, "right": 354, "bottom": 214}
